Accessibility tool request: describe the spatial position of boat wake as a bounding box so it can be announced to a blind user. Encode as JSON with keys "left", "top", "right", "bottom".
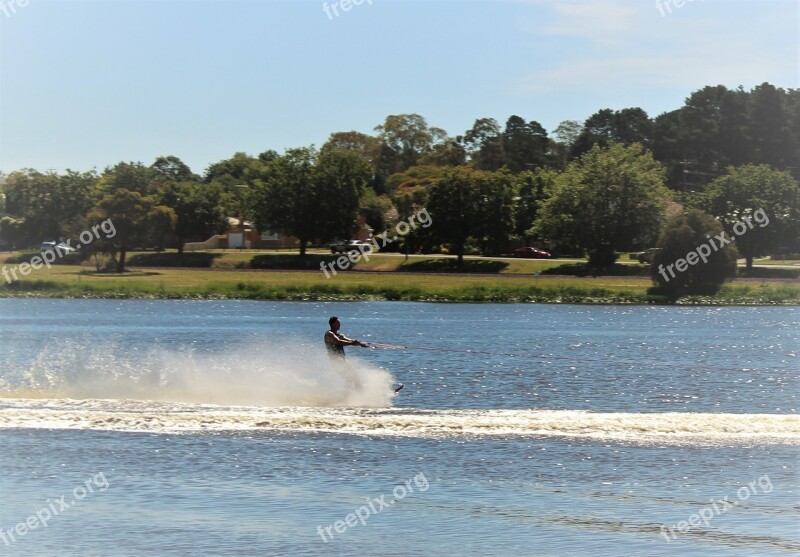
{"left": 1, "top": 398, "right": 798, "bottom": 446}
{"left": 2, "top": 340, "right": 798, "bottom": 446}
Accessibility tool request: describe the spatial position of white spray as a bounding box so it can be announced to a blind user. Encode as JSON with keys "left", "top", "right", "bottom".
{"left": 0, "top": 339, "right": 397, "bottom": 407}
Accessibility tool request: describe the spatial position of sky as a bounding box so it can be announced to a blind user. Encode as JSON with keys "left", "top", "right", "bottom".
{"left": 0, "top": 0, "right": 797, "bottom": 176}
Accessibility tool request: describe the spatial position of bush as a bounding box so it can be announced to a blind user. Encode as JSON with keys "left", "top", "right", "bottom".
{"left": 542, "top": 263, "right": 649, "bottom": 277}
{"left": 737, "top": 267, "right": 800, "bottom": 279}
{"left": 5, "top": 250, "right": 88, "bottom": 266}
{"left": 127, "top": 252, "right": 220, "bottom": 268}
{"left": 399, "top": 259, "right": 508, "bottom": 273}
{"left": 649, "top": 209, "right": 738, "bottom": 299}
{"left": 249, "top": 254, "right": 340, "bottom": 270}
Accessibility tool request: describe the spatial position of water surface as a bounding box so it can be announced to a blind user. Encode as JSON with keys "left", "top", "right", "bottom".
{"left": 0, "top": 300, "right": 797, "bottom": 556}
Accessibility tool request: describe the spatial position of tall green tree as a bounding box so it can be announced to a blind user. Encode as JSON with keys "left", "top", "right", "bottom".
{"left": 678, "top": 86, "right": 729, "bottom": 167}
{"left": 320, "top": 131, "right": 385, "bottom": 193}
{"left": 3, "top": 170, "right": 62, "bottom": 243}
{"left": 700, "top": 164, "right": 800, "bottom": 269}
{"left": 158, "top": 181, "right": 226, "bottom": 253}
{"left": 375, "top": 114, "right": 445, "bottom": 173}
{"left": 502, "top": 116, "right": 549, "bottom": 173}
{"left": 474, "top": 170, "right": 515, "bottom": 256}
{"left": 534, "top": 143, "right": 669, "bottom": 266}
{"left": 717, "top": 87, "right": 751, "bottom": 167}
{"left": 418, "top": 138, "right": 467, "bottom": 167}
{"left": 651, "top": 84, "right": 800, "bottom": 189}
{"left": 572, "top": 108, "right": 653, "bottom": 158}
{"left": 315, "top": 149, "right": 373, "bottom": 241}
{"left": 462, "top": 118, "right": 505, "bottom": 171}
{"left": 150, "top": 156, "right": 197, "bottom": 184}
{"left": 359, "top": 188, "right": 393, "bottom": 233}
{"left": 427, "top": 167, "right": 482, "bottom": 265}
{"left": 747, "top": 83, "right": 795, "bottom": 169}
{"left": 88, "top": 189, "right": 174, "bottom": 272}
{"left": 321, "top": 131, "right": 382, "bottom": 163}
{"left": 251, "top": 148, "right": 317, "bottom": 255}
{"left": 99, "top": 162, "right": 154, "bottom": 196}
{"left": 652, "top": 109, "right": 685, "bottom": 188}
{"left": 147, "top": 156, "right": 225, "bottom": 253}
{"left": 58, "top": 170, "right": 102, "bottom": 238}
{"left": 787, "top": 88, "right": 800, "bottom": 179}
{"left": 551, "top": 120, "right": 582, "bottom": 169}
{"left": 2, "top": 169, "right": 99, "bottom": 246}
{"left": 251, "top": 148, "right": 371, "bottom": 255}
{"left": 515, "top": 168, "right": 558, "bottom": 244}
{"left": 148, "top": 205, "right": 178, "bottom": 252}
{"left": 203, "top": 152, "right": 264, "bottom": 185}
{"left": 258, "top": 150, "right": 280, "bottom": 164}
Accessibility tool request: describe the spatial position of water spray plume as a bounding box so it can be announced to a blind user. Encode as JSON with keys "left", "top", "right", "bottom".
{"left": 0, "top": 339, "right": 397, "bottom": 408}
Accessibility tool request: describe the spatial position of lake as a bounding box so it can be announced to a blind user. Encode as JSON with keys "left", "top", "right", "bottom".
{"left": 0, "top": 299, "right": 797, "bottom": 556}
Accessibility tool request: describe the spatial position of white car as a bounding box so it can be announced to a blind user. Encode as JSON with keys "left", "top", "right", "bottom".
{"left": 40, "top": 241, "right": 77, "bottom": 254}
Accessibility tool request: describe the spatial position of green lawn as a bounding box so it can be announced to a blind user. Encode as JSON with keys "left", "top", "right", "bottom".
{"left": 1, "top": 250, "right": 797, "bottom": 304}
{"left": 0, "top": 262, "right": 797, "bottom": 304}
{"left": 751, "top": 257, "right": 800, "bottom": 266}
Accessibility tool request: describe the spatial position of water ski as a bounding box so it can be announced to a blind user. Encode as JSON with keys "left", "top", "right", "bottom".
{"left": 394, "top": 384, "right": 404, "bottom": 393}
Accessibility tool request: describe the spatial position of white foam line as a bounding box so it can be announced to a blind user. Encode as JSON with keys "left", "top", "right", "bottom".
{"left": 0, "top": 400, "right": 798, "bottom": 446}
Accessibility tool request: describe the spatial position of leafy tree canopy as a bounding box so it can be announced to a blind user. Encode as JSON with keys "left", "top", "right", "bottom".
{"left": 534, "top": 143, "right": 669, "bottom": 266}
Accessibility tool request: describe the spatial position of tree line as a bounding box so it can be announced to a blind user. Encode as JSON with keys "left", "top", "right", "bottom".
{"left": 0, "top": 82, "right": 798, "bottom": 278}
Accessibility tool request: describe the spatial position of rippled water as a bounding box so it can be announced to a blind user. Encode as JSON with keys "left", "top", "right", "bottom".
{"left": 0, "top": 300, "right": 797, "bottom": 556}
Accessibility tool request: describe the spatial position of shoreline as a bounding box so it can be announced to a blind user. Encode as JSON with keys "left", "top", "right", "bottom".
{"left": 0, "top": 252, "right": 797, "bottom": 305}
{"left": 1, "top": 272, "right": 797, "bottom": 305}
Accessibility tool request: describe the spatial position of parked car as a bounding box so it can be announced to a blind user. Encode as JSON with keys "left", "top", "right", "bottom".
{"left": 513, "top": 246, "right": 552, "bottom": 259}
{"left": 637, "top": 248, "right": 661, "bottom": 264}
{"left": 40, "top": 241, "right": 77, "bottom": 254}
{"left": 330, "top": 240, "right": 372, "bottom": 254}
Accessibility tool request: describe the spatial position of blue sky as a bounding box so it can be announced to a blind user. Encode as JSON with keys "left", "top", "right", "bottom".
{"left": 0, "top": 0, "right": 797, "bottom": 175}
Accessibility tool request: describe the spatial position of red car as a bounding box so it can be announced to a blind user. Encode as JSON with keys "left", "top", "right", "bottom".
{"left": 514, "top": 246, "right": 552, "bottom": 259}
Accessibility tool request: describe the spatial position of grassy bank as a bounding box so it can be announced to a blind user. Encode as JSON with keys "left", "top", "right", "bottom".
{"left": 0, "top": 263, "right": 797, "bottom": 304}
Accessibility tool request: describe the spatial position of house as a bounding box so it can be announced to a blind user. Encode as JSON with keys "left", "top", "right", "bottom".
{"left": 183, "top": 216, "right": 372, "bottom": 251}
{"left": 184, "top": 217, "right": 297, "bottom": 250}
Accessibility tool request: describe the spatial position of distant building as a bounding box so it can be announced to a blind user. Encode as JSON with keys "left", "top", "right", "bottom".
{"left": 183, "top": 217, "right": 297, "bottom": 250}
{"left": 183, "top": 215, "right": 372, "bottom": 251}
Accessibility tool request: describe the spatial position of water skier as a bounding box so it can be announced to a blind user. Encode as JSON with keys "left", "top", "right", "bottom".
{"left": 324, "top": 316, "right": 403, "bottom": 393}
{"left": 324, "top": 316, "right": 367, "bottom": 390}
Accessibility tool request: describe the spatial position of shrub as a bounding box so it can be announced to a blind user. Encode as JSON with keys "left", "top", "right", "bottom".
{"left": 649, "top": 209, "right": 737, "bottom": 299}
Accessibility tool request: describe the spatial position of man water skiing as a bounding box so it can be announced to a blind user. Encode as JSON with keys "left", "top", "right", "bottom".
{"left": 325, "top": 316, "right": 366, "bottom": 390}
{"left": 324, "top": 316, "right": 403, "bottom": 393}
